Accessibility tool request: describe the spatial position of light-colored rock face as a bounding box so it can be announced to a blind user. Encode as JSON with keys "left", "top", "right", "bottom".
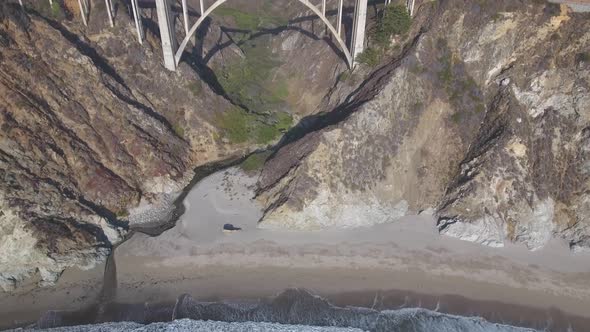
{"left": 258, "top": 65, "right": 460, "bottom": 230}
{"left": 257, "top": 0, "right": 590, "bottom": 251}
{"left": 0, "top": 195, "right": 119, "bottom": 291}
{"left": 439, "top": 1, "right": 590, "bottom": 249}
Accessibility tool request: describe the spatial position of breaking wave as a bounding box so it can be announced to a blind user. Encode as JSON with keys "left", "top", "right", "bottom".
{"left": 28, "top": 289, "right": 543, "bottom": 332}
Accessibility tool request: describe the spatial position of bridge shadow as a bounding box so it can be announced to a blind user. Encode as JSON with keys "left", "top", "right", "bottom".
{"left": 129, "top": 4, "right": 230, "bottom": 99}
{"left": 128, "top": 0, "right": 384, "bottom": 109}
{"left": 195, "top": 7, "right": 356, "bottom": 67}
{"left": 130, "top": 1, "right": 356, "bottom": 107}
{"left": 182, "top": 5, "right": 358, "bottom": 66}
{"left": 173, "top": 0, "right": 385, "bottom": 74}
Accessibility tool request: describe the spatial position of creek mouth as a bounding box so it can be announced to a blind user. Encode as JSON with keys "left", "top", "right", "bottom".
{"left": 6, "top": 165, "right": 590, "bottom": 331}
{"left": 115, "top": 0, "right": 429, "bottom": 241}
{"left": 129, "top": 155, "right": 252, "bottom": 237}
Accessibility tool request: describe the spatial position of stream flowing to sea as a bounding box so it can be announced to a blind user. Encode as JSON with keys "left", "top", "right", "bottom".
{"left": 15, "top": 166, "right": 590, "bottom": 331}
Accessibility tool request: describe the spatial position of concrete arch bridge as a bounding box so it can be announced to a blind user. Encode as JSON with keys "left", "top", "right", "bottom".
{"left": 155, "top": 0, "right": 369, "bottom": 70}
{"left": 21, "top": 0, "right": 418, "bottom": 70}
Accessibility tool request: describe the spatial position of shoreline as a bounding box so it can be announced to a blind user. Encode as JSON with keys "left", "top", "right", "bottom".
{"left": 2, "top": 264, "right": 590, "bottom": 331}
{"left": 2, "top": 168, "right": 590, "bottom": 331}
{"left": 3, "top": 224, "right": 590, "bottom": 331}
{"left": 111, "top": 259, "right": 590, "bottom": 320}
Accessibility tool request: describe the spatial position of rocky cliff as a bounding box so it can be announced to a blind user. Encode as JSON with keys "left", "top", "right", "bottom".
{"left": 2, "top": 0, "right": 589, "bottom": 292}
{"left": 0, "top": 0, "right": 346, "bottom": 290}
{"left": 0, "top": 0, "right": 227, "bottom": 291}
{"left": 256, "top": 0, "right": 590, "bottom": 252}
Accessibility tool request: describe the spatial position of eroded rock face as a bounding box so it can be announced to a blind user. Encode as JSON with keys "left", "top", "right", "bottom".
{"left": 1, "top": 0, "right": 350, "bottom": 290}
{"left": 0, "top": 1, "right": 236, "bottom": 290}
{"left": 257, "top": 0, "right": 590, "bottom": 251}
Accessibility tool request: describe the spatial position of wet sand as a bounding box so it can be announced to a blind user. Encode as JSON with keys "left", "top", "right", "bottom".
{"left": 3, "top": 264, "right": 590, "bottom": 330}
{"left": 2, "top": 168, "right": 590, "bottom": 330}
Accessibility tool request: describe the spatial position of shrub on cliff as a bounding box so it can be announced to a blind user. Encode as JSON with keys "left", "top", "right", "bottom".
{"left": 360, "top": 4, "right": 412, "bottom": 67}
{"left": 357, "top": 47, "right": 381, "bottom": 67}
{"left": 374, "top": 4, "right": 412, "bottom": 47}
{"left": 240, "top": 151, "right": 271, "bottom": 172}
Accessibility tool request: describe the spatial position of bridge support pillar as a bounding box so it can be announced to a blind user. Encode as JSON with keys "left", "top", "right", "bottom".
{"left": 182, "top": 0, "right": 189, "bottom": 35}
{"left": 77, "top": 0, "right": 89, "bottom": 26}
{"left": 351, "top": 0, "right": 368, "bottom": 64}
{"left": 156, "top": 0, "right": 177, "bottom": 71}
{"left": 105, "top": 0, "right": 114, "bottom": 27}
{"left": 131, "top": 0, "right": 144, "bottom": 44}
{"left": 406, "top": 0, "right": 416, "bottom": 16}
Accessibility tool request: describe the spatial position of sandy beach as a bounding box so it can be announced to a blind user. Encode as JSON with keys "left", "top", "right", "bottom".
{"left": 2, "top": 168, "right": 590, "bottom": 330}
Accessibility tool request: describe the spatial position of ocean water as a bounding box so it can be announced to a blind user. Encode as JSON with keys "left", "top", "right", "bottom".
{"left": 16, "top": 320, "right": 364, "bottom": 332}
{"left": 23, "top": 289, "right": 542, "bottom": 332}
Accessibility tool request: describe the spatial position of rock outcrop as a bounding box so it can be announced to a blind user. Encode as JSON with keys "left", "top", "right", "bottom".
{"left": 3, "top": 0, "right": 590, "bottom": 292}
{"left": 0, "top": 0, "right": 346, "bottom": 290}
{"left": 256, "top": 0, "right": 590, "bottom": 251}
{"left": 0, "top": 1, "right": 224, "bottom": 290}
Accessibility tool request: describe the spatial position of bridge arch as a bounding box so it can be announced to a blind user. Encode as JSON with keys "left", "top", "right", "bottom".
{"left": 173, "top": 0, "right": 354, "bottom": 69}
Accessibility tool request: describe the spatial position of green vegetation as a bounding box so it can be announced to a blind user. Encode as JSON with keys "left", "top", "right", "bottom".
{"left": 215, "top": 107, "right": 292, "bottom": 144}
{"left": 373, "top": 4, "right": 412, "bottom": 47}
{"left": 256, "top": 110, "right": 292, "bottom": 144}
{"left": 36, "top": 0, "right": 64, "bottom": 19}
{"left": 212, "top": 7, "right": 295, "bottom": 145}
{"left": 215, "top": 107, "right": 251, "bottom": 143}
{"left": 357, "top": 47, "right": 381, "bottom": 67}
{"left": 173, "top": 124, "right": 185, "bottom": 138}
{"left": 337, "top": 71, "right": 351, "bottom": 82}
{"left": 409, "top": 63, "right": 426, "bottom": 75}
{"left": 358, "top": 4, "right": 412, "bottom": 67}
{"left": 240, "top": 151, "right": 272, "bottom": 172}
{"left": 490, "top": 12, "right": 502, "bottom": 22}
{"left": 214, "top": 37, "right": 294, "bottom": 144}
{"left": 116, "top": 209, "right": 129, "bottom": 218}
{"left": 435, "top": 38, "right": 486, "bottom": 124}
{"left": 186, "top": 81, "right": 202, "bottom": 97}
{"left": 475, "top": 103, "right": 485, "bottom": 113}
{"left": 215, "top": 7, "right": 288, "bottom": 31}
{"left": 51, "top": 1, "right": 61, "bottom": 16}
{"left": 218, "top": 40, "right": 287, "bottom": 112}
{"left": 437, "top": 41, "right": 453, "bottom": 85}
{"left": 450, "top": 112, "right": 462, "bottom": 123}
{"left": 216, "top": 7, "right": 260, "bottom": 30}
{"left": 267, "top": 80, "right": 289, "bottom": 103}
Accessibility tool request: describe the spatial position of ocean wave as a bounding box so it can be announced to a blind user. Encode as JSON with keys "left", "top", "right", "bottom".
{"left": 170, "top": 289, "right": 539, "bottom": 332}
{"left": 22, "top": 289, "right": 543, "bottom": 332}
{"left": 17, "top": 320, "right": 365, "bottom": 332}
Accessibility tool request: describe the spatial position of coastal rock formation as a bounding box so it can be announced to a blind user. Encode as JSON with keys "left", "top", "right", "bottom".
{"left": 0, "top": 2, "right": 213, "bottom": 290}
{"left": 257, "top": 0, "right": 590, "bottom": 251}
{"left": 2, "top": 0, "right": 590, "bottom": 292}
{"left": 0, "top": 0, "right": 346, "bottom": 290}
